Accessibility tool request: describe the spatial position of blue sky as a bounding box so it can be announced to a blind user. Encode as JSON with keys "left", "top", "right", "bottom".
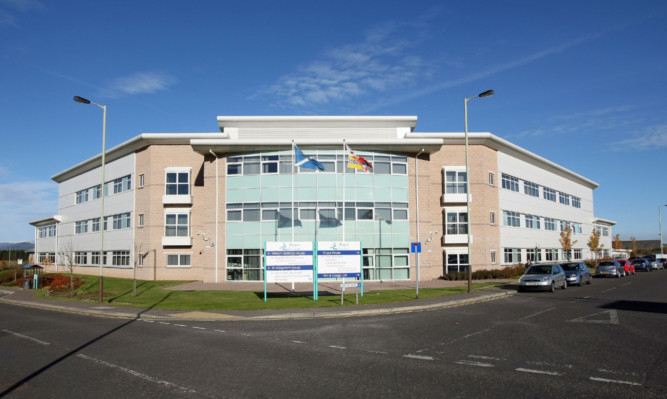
{"left": 1, "top": 0, "right": 666, "bottom": 243}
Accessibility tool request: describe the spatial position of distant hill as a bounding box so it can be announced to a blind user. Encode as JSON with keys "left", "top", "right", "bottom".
{"left": 620, "top": 240, "right": 661, "bottom": 251}
{"left": 0, "top": 242, "right": 34, "bottom": 251}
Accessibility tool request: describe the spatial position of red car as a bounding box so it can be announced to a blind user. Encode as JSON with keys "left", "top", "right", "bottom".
{"left": 616, "top": 259, "right": 635, "bottom": 275}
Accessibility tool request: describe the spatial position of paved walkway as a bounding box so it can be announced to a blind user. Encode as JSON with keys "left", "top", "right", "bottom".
{"left": 0, "top": 279, "right": 516, "bottom": 321}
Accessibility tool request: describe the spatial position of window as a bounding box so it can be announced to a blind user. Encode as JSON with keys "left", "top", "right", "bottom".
{"left": 504, "top": 248, "right": 521, "bottom": 264}
{"left": 75, "top": 220, "right": 88, "bottom": 235}
{"left": 490, "top": 211, "right": 495, "bottom": 225}
{"left": 491, "top": 250, "right": 497, "bottom": 264}
{"left": 543, "top": 187, "right": 556, "bottom": 202}
{"left": 91, "top": 251, "right": 107, "bottom": 266}
{"left": 503, "top": 211, "right": 520, "bottom": 227}
{"left": 113, "top": 213, "right": 131, "bottom": 230}
{"left": 545, "top": 249, "right": 557, "bottom": 261}
{"left": 501, "top": 173, "right": 519, "bottom": 192}
{"left": 112, "top": 251, "right": 130, "bottom": 266}
{"left": 166, "top": 171, "right": 189, "bottom": 195}
{"left": 524, "top": 181, "right": 539, "bottom": 197}
{"left": 76, "top": 189, "right": 88, "bottom": 204}
{"left": 526, "top": 248, "right": 536, "bottom": 262}
{"left": 489, "top": 172, "right": 495, "bottom": 186}
{"left": 445, "top": 171, "right": 467, "bottom": 194}
{"left": 446, "top": 212, "right": 468, "bottom": 235}
{"left": 574, "top": 249, "right": 582, "bottom": 259}
{"left": 165, "top": 213, "right": 189, "bottom": 237}
{"left": 139, "top": 174, "right": 145, "bottom": 188}
{"left": 573, "top": 223, "right": 582, "bottom": 234}
{"left": 90, "top": 218, "right": 100, "bottom": 232}
{"left": 39, "top": 225, "right": 57, "bottom": 238}
{"left": 545, "top": 218, "right": 556, "bottom": 231}
{"left": 113, "top": 176, "right": 131, "bottom": 194}
{"left": 167, "top": 254, "right": 191, "bottom": 267}
{"left": 602, "top": 227, "right": 609, "bottom": 237}
{"left": 525, "top": 214, "right": 541, "bottom": 229}
{"left": 138, "top": 214, "right": 144, "bottom": 227}
{"left": 261, "top": 155, "right": 279, "bottom": 174}
{"left": 92, "top": 185, "right": 101, "bottom": 200}
{"left": 559, "top": 192, "right": 570, "bottom": 206}
{"left": 446, "top": 253, "right": 469, "bottom": 274}
{"left": 75, "top": 252, "right": 87, "bottom": 265}
{"left": 560, "top": 220, "right": 570, "bottom": 232}
{"left": 373, "top": 156, "right": 391, "bottom": 175}
{"left": 357, "top": 207, "right": 373, "bottom": 220}
{"left": 572, "top": 196, "right": 581, "bottom": 208}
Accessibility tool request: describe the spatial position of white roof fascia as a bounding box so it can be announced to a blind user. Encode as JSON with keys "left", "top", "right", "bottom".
{"left": 593, "top": 218, "right": 616, "bottom": 226}
{"left": 29, "top": 215, "right": 62, "bottom": 226}
{"left": 217, "top": 115, "right": 418, "bottom": 131}
{"left": 409, "top": 132, "right": 599, "bottom": 189}
{"left": 52, "top": 133, "right": 223, "bottom": 182}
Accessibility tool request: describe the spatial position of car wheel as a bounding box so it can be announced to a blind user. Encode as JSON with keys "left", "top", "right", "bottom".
{"left": 562, "top": 280, "right": 567, "bottom": 289}
{"left": 587, "top": 276, "right": 592, "bottom": 285}
{"left": 550, "top": 282, "right": 555, "bottom": 293}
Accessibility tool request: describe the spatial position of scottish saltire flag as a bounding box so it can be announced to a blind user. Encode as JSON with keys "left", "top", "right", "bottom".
{"left": 294, "top": 144, "right": 324, "bottom": 170}
{"left": 346, "top": 144, "right": 373, "bottom": 172}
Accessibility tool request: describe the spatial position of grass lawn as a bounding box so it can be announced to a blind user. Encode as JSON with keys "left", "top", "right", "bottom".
{"left": 30, "top": 275, "right": 508, "bottom": 311}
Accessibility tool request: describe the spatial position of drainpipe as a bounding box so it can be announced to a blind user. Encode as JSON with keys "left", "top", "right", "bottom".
{"left": 209, "top": 149, "right": 220, "bottom": 283}
{"left": 415, "top": 148, "right": 425, "bottom": 299}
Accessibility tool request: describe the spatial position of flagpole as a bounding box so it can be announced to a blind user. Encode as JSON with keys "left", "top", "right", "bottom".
{"left": 291, "top": 140, "right": 295, "bottom": 242}
{"left": 342, "top": 140, "right": 346, "bottom": 242}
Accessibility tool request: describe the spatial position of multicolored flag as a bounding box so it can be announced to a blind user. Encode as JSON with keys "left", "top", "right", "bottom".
{"left": 346, "top": 144, "right": 372, "bottom": 172}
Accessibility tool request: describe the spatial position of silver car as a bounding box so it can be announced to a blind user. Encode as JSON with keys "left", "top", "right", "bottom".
{"left": 596, "top": 260, "right": 624, "bottom": 278}
{"left": 518, "top": 264, "right": 567, "bottom": 292}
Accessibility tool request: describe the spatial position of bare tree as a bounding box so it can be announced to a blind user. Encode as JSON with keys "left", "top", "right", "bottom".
{"left": 58, "top": 241, "right": 77, "bottom": 296}
{"left": 133, "top": 242, "right": 144, "bottom": 297}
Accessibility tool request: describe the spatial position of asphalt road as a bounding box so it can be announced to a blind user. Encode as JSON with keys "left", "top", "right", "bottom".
{"left": 1, "top": 271, "right": 665, "bottom": 398}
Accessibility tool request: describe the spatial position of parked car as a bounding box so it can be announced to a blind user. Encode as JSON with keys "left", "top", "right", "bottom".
{"left": 616, "top": 259, "right": 635, "bottom": 275}
{"left": 631, "top": 258, "right": 651, "bottom": 272}
{"left": 518, "top": 264, "right": 567, "bottom": 292}
{"left": 560, "top": 262, "right": 592, "bottom": 286}
{"left": 645, "top": 255, "right": 663, "bottom": 270}
{"left": 595, "top": 260, "right": 624, "bottom": 278}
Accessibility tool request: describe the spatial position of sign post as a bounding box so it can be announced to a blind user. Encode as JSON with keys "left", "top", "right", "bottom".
{"left": 317, "top": 241, "right": 362, "bottom": 304}
{"left": 264, "top": 242, "right": 314, "bottom": 302}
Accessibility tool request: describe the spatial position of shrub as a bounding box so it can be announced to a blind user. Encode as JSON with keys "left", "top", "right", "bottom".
{"left": 440, "top": 264, "right": 525, "bottom": 280}
{"left": 41, "top": 273, "right": 85, "bottom": 292}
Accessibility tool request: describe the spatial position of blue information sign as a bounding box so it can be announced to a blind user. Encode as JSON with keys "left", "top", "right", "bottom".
{"left": 411, "top": 242, "right": 421, "bottom": 253}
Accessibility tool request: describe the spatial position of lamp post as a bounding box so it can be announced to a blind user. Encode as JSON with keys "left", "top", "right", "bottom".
{"left": 465, "top": 89, "right": 494, "bottom": 293}
{"left": 660, "top": 205, "right": 667, "bottom": 256}
{"left": 73, "top": 96, "right": 107, "bottom": 304}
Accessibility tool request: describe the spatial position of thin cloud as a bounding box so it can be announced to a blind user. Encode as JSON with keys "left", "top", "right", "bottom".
{"left": 253, "top": 22, "right": 433, "bottom": 108}
{"left": 103, "top": 72, "right": 177, "bottom": 98}
{"left": 0, "top": 180, "right": 57, "bottom": 242}
{"left": 0, "top": 165, "right": 10, "bottom": 177}
{"left": 606, "top": 124, "right": 667, "bottom": 151}
{"left": 0, "top": 0, "right": 44, "bottom": 12}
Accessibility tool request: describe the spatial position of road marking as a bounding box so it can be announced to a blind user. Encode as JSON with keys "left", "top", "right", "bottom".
{"left": 142, "top": 320, "right": 155, "bottom": 323}
{"left": 469, "top": 354, "right": 504, "bottom": 361}
{"left": 519, "top": 307, "right": 556, "bottom": 320}
{"left": 601, "top": 287, "right": 616, "bottom": 293}
{"left": 290, "top": 340, "right": 306, "bottom": 344}
{"left": 192, "top": 327, "right": 206, "bottom": 330}
{"left": 620, "top": 282, "right": 631, "bottom": 287}
{"left": 2, "top": 329, "right": 50, "bottom": 346}
{"left": 589, "top": 376, "right": 641, "bottom": 386}
{"left": 516, "top": 368, "right": 562, "bottom": 376}
{"left": 214, "top": 329, "right": 226, "bottom": 333}
{"left": 174, "top": 324, "right": 187, "bottom": 327}
{"left": 158, "top": 322, "right": 170, "bottom": 325}
{"left": 463, "top": 328, "right": 491, "bottom": 339}
{"left": 329, "top": 345, "right": 347, "bottom": 350}
{"left": 456, "top": 360, "right": 493, "bottom": 367}
{"left": 566, "top": 309, "right": 619, "bottom": 324}
{"left": 404, "top": 354, "right": 434, "bottom": 361}
{"left": 77, "top": 354, "right": 197, "bottom": 393}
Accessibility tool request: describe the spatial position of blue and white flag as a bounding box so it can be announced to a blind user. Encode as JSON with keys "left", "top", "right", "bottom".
{"left": 294, "top": 144, "right": 324, "bottom": 170}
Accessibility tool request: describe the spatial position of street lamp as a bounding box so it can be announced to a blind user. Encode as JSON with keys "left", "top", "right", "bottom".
{"left": 464, "top": 89, "right": 494, "bottom": 293}
{"left": 660, "top": 205, "right": 667, "bottom": 256}
{"left": 73, "top": 95, "right": 107, "bottom": 304}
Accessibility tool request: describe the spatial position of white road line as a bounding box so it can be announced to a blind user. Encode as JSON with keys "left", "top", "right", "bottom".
{"left": 214, "top": 329, "right": 226, "bottom": 333}
{"left": 456, "top": 360, "right": 493, "bottom": 367}
{"left": 404, "top": 354, "right": 434, "bottom": 361}
{"left": 519, "top": 307, "right": 556, "bottom": 320}
{"left": 601, "top": 287, "right": 616, "bottom": 293}
{"left": 589, "top": 376, "right": 641, "bottom": 386}
{"left": 77, "top": 354, "right": 197, "bottom": 393}
{"left": 366, "top": 350, "right": 388, "bottom": 355}
{"left": 158, "top": 322, "right": 170, "bottom": 325}
{"left": 290, "top": 340, "right": 306, "bottom": 344}
{"left": 463, "top": 328, "right": 491, "bottom": 339}
{"left": 174, "top": 324, "right": 187, "bottom": 327}
{"left": 516, "top": 368, "right": 562, "bottom": 376}
{"left": 329, "top": 345, "right": 346, "bottom": 350}
{"left": 620, "top": 282, "right": 631, "bottom": 287}
{"left": 192, "top": 327, "right": 206, "bottom": 330}
{"left": 469, "top": 354, "right": 504, "bottom": 361}
{"left": 142, "top": 320, "right": 155, "bottom": 323}
{"left": 2, "top": 329, "right": 50, "bottom": 346}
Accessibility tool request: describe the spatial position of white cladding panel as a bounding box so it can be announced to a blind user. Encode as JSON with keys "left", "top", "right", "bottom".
{"left": 56, "top": 153, "right": 135, "bottom": 253}
{"left": 497, "top": 151, "right": 596, "bottom": 256}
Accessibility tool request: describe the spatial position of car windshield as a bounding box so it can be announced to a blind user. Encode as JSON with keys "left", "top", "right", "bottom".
{"left": 598, "top": 261, "right": 615, "bottom": 266}
{"left": 561, "top": 263, "right": 578, "bottom": 271}
{"left": 631, "top": 261, "right": 643, "bottom": 265}
{"left": 526, "top": 266, "right": 552, "bottom": 275}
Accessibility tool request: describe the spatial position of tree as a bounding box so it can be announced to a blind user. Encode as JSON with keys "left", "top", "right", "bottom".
{"left": 559, "top": 226, "right": 578, "bottom": 260}
{"left": 58, "top": 241, "right": 77, "bottom": 296}
{"left": 587, "top": 228, "right": 602, "bottom": 265}
{"left": 612, "top": 234, "right": 623, "bottom": 250}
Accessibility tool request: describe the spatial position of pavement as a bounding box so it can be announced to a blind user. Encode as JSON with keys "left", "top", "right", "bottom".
{"left": 0, "top": 279, "right": 516, "bottom": 321}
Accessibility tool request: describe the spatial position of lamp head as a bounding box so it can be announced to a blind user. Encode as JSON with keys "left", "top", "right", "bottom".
{"left": 478, "top": 90, "right": 494, "bottom": 98}
{"left": 73, "top": 96, "right": 91, "bottom": 104}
